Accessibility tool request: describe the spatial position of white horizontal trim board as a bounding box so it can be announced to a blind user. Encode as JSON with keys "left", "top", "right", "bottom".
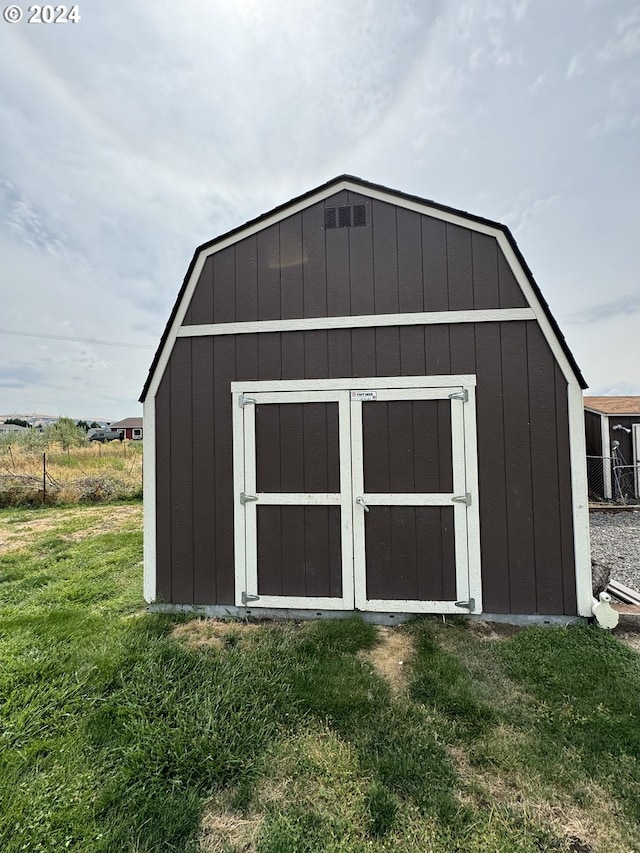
{"left": 178, "top": 308, "right": 536, "bottom": 338}
{"left": 253, "top": 493, "right": 341, "bottom": 505}
{"left": 231, "top": 375, "right": 476, "bottom": 393}
{"left": 355, "top": 493, "right": 457, "bottom": 506}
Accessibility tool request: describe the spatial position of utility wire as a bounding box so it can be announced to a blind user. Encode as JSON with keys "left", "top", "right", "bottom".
{"left": 0, "top": 328, "right": 155, "bottom": 350}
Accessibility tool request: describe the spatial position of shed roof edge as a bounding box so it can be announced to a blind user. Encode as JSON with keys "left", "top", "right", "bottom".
{"left": 140, "top": 175, "right": 586, "bottom": 401}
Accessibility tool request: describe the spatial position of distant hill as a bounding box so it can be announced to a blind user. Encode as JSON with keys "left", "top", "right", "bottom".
{"left": 0, "top": 414, "right": 113, "bottom": 428}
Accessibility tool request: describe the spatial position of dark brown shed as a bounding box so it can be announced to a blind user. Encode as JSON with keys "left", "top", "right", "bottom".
{"left": 141, "top": 176, "right": 592, "bottom": 622}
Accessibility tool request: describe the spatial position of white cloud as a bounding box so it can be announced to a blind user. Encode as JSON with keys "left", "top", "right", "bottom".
{"left": 564, "top": 293, "right": 640, "bottom": 325}
{"left": 1, "top": 0, "right": 639, "bottom": 416}
{"left": 566, "top": 54, "right": 586, "bottom": 78}
{"left": 501, "top": 193, "right": 562, "bottom": 237}
{"left": 598, "top": 7, "right": 640, "bottom": 62}
{"left": 528, "top": 72, "right": 549, "bottom": 94}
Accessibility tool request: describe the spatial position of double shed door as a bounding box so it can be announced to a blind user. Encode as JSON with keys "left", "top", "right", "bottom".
{"left": 233, "top": 379, "right": 481, "bottom": 614}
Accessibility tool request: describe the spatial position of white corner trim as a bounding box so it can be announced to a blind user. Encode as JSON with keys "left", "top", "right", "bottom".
{"left": 146, "top": 251, "right": 208, "bottom": 402}
{"left": 143, "top": 396, "right": 156, "bottom": 603}
{"left": 568, "top": 382, "right": 592, "bottom": 616}
{"left": 494, "top": 233, "right": 579, "bottom": 386}
{"left": 177, "top": 308, "right": 536, "bottom": 339}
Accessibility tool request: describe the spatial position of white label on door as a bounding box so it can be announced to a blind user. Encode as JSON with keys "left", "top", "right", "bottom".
{"left": 350, "top": 390, "right": 377, "bottom": 401}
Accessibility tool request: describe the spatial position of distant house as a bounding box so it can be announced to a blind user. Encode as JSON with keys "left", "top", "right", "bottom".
{"left": 110, "top": 417, "right": 143, "bottom": 440}
{"left": 0, "top": 423, "right": 29, "bottom": 434}
{"left": 584, "top": 396, "right": 640, "bottom": 501}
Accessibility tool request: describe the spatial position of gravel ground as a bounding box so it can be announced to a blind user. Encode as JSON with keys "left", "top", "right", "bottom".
{"left": 590, "top": 510, "right": 640, "bottom": 592}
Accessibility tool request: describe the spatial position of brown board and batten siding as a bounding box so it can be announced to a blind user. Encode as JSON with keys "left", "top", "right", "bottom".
{"left": 145, "top": 176, "right": 588, "bottom": 619}
{"left": 155, "top": 322, "right": 576, "bottom": 615}
{"left": 182, "top": 194, "right": 527, "bottom": 327}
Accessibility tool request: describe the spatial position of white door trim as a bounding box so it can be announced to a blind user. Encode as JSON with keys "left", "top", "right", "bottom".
{"left": 233, "top": 377, "right": 481, "bottom": 615}
{"left": 231, "top": 375, "right": 477, "bottom": 393}
{"left": 351, "top": 385, "right": 481, "bottom": 613}
{"left": 234, "top": 389, "right": 354, "bottom": 610}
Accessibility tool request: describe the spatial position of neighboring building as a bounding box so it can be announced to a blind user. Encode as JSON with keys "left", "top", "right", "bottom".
{"left": 584, "top": 396, "right": 640, "bottom": 501}
{"left": 141, "top": 175, "right": 591, "bottom": 623}
{"left": 110, "top": 417, "right": 143, "bottom": 440}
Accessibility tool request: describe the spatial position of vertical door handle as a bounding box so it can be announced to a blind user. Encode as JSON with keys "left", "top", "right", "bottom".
{"left": 355, "top": 496, "right": 370, "bottom": 512}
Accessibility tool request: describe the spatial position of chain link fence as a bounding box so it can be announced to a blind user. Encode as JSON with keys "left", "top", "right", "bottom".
{"left": 587, "top": 456, "right": 640, "bottom": 505}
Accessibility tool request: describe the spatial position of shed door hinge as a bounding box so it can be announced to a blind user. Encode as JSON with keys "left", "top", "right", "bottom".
{"left": 454, "top": 598, "right": 475, "bottom": 611}
{"left": 451, "top": 492, "right": 472, "bottom": 506}
{"left": 238, "top": 394, "right": 257, "bottom": 408}
{"left": 448, "top": 389, "right": 468, "bottom": 403}
{"left": 240, "top": 492, "right": 259, "bottom": 505}
{"left": 241, "top": 592, "right": 260, "bottom": 605}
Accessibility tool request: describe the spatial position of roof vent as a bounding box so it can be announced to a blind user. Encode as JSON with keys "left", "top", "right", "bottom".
{"left": 323, "top": 204, "right": 368, "bottom": 229}
{"left": 324, "top": 207, "right": 337, "bottom": 229}
{"left": 353, "top": 204, "right": 367, "bottom": 226}
{"left": 338, "top": 206, "right": 352, "bottom": 227}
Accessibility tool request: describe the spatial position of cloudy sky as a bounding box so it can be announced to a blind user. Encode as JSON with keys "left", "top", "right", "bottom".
{"left": 1, "top": 0, "right": 638, "bottom": 420}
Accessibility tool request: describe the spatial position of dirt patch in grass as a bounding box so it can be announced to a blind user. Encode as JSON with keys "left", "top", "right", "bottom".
{"left": 171, "top": 619, "right": 261, "bottom": 651}
{"left": 358, "top": 625, "right": 415, "bottom": 694}
{"left": 60, "top": 504, "right": 141, "bottom": 541}
{"left": 468, "top": 620, "right": 522, "bottom": 641}
{"left": 614, "top": 618, "right": 640, "bottom": 653}
{"left": 0, "top": 504, "right": 142, "bottom": 553}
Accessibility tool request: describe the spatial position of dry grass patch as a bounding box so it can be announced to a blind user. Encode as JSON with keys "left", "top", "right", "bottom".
{"left": 0, "top": 503, "right": 142, "bottom": 553}
{"left": 197, "top": 728, "right": 368, "bottom": 853}
{"left": 199, "top": 789, "right": 263, "bottom": 853}
{"left": 358, "top": 625, "right": 415, "bottom": 694}
{"left": 61, "top": 504, "right": 142, "bottom": 541}
{"left": 449, "top": 742, "right": 629, "bottom": 853}
{"left": 0, "top": 441, "right": 142, "bottom": 506}
{"left": 171, "top": 619, "right": 261, "bottom": 651}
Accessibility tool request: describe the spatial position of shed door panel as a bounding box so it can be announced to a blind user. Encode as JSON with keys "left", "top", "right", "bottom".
{"left": 352, "top": 390, "right": 473, "bottom": 612}
{"left": 364, "top": 506, "right": 456, "bottom": 601}
{"left": 257, "top": 505, "right": 343, "bottom": 598}
{"left": 238, "top": 390, "right": 354, "bottom": 610}
{"left": 363, "top": 400, "right": 453, "bottom": 493}
{"left": 256, "top": 403, "right": 340, "bottom": 493}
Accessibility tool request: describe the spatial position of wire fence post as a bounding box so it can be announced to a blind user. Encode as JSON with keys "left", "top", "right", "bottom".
{"left": 42, "top": 452, "right": 46, "bottom": 505}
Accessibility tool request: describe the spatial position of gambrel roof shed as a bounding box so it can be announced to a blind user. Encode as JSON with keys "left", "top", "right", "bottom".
{"left": 141, "top": 175, "right": 592, "bottom": 622}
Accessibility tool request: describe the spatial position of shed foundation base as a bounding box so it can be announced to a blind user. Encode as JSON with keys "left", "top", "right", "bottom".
{"left": 148, "top": 603, "right": 584, "bottom": 627}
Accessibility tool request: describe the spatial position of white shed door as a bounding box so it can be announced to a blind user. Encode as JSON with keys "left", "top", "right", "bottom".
{"left": 233, "top": 380, "right": 481, "bottom": 614}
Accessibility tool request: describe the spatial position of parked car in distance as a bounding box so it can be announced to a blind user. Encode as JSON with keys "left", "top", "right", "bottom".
{"left": 88, "top": 429, "right": 123, "bottom": 443}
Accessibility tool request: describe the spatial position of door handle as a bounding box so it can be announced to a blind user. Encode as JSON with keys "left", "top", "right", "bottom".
{"left": 355, "top": 496, "right": 370, "bottom": 512}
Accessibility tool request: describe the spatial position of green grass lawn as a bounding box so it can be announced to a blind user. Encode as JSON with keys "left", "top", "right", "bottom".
{"left": 1, "top": 505, "right": 639, "bottom": 853}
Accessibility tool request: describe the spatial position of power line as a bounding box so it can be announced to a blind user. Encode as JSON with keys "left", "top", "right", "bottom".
{"left": 0, "top": 328, "right": 155, "bottom": 350}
